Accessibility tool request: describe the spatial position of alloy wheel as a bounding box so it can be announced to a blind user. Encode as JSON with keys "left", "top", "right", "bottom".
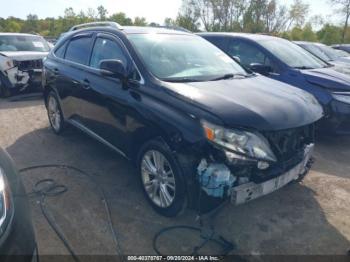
{"left": 48, "top": 96, "right": 62, "bottom": 132}
{"left": 141, "top": 150, "right": 176, "bottom": 208}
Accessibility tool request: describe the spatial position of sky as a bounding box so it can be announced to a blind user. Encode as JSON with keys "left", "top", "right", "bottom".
{"left": 0, "top": 0, "right": 338, "bottom": 25}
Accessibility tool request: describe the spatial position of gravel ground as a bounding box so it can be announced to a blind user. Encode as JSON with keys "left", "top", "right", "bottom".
{"left": 0, "top": 96, "right": 349, "bottom": 258}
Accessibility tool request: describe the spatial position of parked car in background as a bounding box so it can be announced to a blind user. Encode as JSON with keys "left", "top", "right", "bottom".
{"left": 295, "top": 41, "right": 350, "bottom": 66}
{"left": 0, "top": 148, "right": 37, "bottom": 261}
{"left": 200, "top": 33, "right": 350, "bottom": 134}
{"left": 0, "top": 33, "right": 50, "bottom": 97}
{"left": 332, "top": 44, "right": 350, "bottom": 54}
{"left": 43, "top": 23, "right": 322, "bottom": 217}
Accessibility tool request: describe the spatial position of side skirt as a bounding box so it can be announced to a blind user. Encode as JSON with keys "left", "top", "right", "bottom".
{"left": 67, "top": 119, "right": 129, "bottom": 160}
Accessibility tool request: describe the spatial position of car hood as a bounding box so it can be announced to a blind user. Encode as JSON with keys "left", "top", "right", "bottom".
{"left": 164, "top": 75, "right": 323, "bottom": 131}
{"left": 336, "top": 57, "right": 350, "bottom": 63}
{"left": 0, "top": 51, "right": 48, "bottom": 61}
{"left": 302, "top": 67, "right": 350, "bottom": 91}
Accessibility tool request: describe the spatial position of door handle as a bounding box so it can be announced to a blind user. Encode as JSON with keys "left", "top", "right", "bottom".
{"left": 82, "top": 79, "right": 90, "bottom": 90}
{"left": 53, "top": 68, "right": 59, "bottom": 76}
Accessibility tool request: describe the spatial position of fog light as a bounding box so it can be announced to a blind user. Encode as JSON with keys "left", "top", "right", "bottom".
{"left": 257, "top": 161, "right": 269, "bottom": 170}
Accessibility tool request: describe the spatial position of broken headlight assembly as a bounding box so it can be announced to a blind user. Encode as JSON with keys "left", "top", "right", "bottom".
{"left": 332, "top": 92, "right": 350, "bottom": 104}
{"left": 201, "top": 121, "right": 277, "bottom": 163}
{"left": 0, "top": 167, "right": 13, "bottom": 236}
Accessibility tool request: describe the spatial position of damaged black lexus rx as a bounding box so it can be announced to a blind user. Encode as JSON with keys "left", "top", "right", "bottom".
{"left": 42, "top": 23, "right": 323, "bottom": 217}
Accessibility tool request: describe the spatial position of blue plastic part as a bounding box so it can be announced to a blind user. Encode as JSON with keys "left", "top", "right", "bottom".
{"left": 197, "top": 161, "right": 236, "bottom": 198}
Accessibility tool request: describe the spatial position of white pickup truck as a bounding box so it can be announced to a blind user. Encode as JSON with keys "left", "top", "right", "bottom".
{"left": 0, "top": 33, "right": 50, "bottom": 97}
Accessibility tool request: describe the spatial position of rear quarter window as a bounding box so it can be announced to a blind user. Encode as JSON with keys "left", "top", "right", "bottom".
{"left": 54, "top": 42, "right": 67, "bottom": 59}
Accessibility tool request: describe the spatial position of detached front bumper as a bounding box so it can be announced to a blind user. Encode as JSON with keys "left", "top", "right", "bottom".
{"left": 231, "top": 144, "right": 314, "bottom": 205}
{"left": 195, "top": 143, "right": 314, "bottom": 209}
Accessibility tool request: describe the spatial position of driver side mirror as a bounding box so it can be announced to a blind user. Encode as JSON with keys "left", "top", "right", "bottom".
{"left": 99, "top": 59, "right": 127, "bottom": 80}
{"left": 249, "top": 63, "right": 272, "bottom": 75}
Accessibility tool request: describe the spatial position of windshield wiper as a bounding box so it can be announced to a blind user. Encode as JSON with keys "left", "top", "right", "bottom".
{"left": 210, "top": 73, "right": 234, "bottom": 81}
{"left": 210, "top": 73, "right": 252, "bottom": 81}
{"left": 163, "top": 77, "right": 204, "bottom": 83}
{"left": 293, "top": 66, "right": 315, "bottom": 70}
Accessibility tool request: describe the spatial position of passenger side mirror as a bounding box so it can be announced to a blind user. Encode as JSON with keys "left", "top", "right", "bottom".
{"left": 231, "top": 55, "right": 241, "bottom": 64}
{"left": 99, "top": 59, "right": 127, "bottom": 80}
{"left": 249, "top": 63, "right": 272, "bottom": 75}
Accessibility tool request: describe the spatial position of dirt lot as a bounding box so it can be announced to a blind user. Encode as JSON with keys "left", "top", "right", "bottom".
{"left": 0, "top": 96, "right": 350, "bottom": 257}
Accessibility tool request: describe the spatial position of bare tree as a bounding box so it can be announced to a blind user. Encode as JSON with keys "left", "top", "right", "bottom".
{"left": 287, "top": 0, "right": 309, "bottom": 30}
{"left": 330, "top": 0, "right": 350, "bottom": 42}
{"left": 265, "top": 1, "right": 290, "bottom": 33}
{"left": 178, "top": 0, "right": 307, "bottom": 33}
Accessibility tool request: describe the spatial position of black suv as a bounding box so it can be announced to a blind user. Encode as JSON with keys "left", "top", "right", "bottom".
{"left": 43, "top": 22, "right": 323, "bottom": 217}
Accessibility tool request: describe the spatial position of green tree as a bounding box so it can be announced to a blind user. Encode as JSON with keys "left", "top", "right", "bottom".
{"left": 133, "top": 17, "right": 147, "bottom": 26}
{"left": 109, "top": 12, "right": 133, "bottom": 25}
{"left": 289, "top": 26, "right": 303, "bottom": 40}
{"left": 164, "top": 18, "right": 176, "bottom": 27}
{"left": 21, "top": 14, "right": 38, "bottom": 33}
{"left": 175, "top": 0, "right": 200, "bottom": 31}
{"left": 301, "top": 23, "right": 318, "bottom": 41}
{"left": 4, "top": 20, "right": 21, "bottom": 32}
{"left": 97, "top": 5, "right": 108, "bottom": 21}
{"left": 330, "top": 0, "right": 350, "bottom": 42}
{"left": 317, "top": 24, "right": 343, "bottom": 44}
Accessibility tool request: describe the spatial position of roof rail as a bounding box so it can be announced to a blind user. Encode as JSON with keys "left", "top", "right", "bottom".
{"left": 69, "top": 21, "right": 123, "bottom": 32}
{"left": 156, "top": 26, "right": 192, "bottom": 33}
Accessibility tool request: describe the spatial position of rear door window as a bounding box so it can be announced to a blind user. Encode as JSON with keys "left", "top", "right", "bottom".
{"left": 65, "top": 36, "right": 93, "bottom": 65}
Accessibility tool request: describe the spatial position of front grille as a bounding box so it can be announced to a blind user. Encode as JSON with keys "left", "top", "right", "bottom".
{"left": 15, "top": 59, "right": 43, "bottom": 71}
{"left": 262, "top": 124, "right": 315, "bottom": 161}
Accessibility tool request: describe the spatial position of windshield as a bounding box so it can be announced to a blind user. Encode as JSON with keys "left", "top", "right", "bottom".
{"left": 335, "top": 49, "right": 350, "bottom": 57}
{"left": 259, "top": 38, "right": 328, "bottom": 69}
{"left": 300, "top": 44, "right": 331, "bottom": 62}
{"left": 128, "top": 34, "right": 248, "bottom": 82}
{"left": 317, "top": 44, "right": 349, "bottom": 60}
{"left": 0, "top": 35, "right": 50, "bottom": 52}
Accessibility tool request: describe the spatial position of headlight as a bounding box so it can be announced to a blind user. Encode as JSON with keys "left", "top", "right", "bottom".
{"left": 202, "top": 121, "right": 277, "bottom": 162}
{"left": 0, "top": 168, "right": 12, "bottom": 233}
{"left": 332, "top": 92, "right": 350, "bottom": 104}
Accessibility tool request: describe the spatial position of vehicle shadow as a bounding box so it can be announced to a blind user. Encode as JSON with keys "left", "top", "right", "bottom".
{"left": 0, "top": 94, "right": 44, "bottom": 110}
{"left": 312, "top": 135, "right": 350, "bottom": 179}
{"left": 4, "top": 126, "right": 350, "bottom": 256}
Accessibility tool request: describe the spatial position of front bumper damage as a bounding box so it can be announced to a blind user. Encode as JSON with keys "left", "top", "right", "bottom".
{"left": 1, "top": 60, "right": 43, "bottom": 92}
{"left": 195, "top": 125, "right": 316, "bottom": 208}
{"left": 197, "top": 144, "right": 314, "bottom": 205}
{"left": 230, "top": 144, "right": 313, "bottom": 205}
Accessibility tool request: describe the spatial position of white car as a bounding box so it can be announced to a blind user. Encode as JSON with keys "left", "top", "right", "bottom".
{"left": 0, "top": 33, "right": 50, "bottom": 97}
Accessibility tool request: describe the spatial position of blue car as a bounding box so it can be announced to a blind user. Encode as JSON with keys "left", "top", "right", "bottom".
{"left": 199, "top": 33, "right": 350, "bottom": 134}
{"left": 295, "top": 41, "right": 350, "bottom": 67}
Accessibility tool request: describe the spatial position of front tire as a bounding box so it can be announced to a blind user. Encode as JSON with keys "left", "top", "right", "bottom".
{"left": 137, "top": 139, "right": 187, "bottom": 217}
{"left": 46, "top": 91, "right": 65, "bottom": 134}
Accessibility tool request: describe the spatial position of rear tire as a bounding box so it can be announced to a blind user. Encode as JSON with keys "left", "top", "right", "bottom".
{"left": 46, "top": 91, "right": 65, "bottom": 134}
{"left": 137, "top": 139, "right": 187, "bottom": 217}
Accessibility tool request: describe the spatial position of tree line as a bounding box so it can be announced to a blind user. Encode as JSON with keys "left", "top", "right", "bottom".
{"left": 1, "top": 0, "right": 350, "bottom": 45}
